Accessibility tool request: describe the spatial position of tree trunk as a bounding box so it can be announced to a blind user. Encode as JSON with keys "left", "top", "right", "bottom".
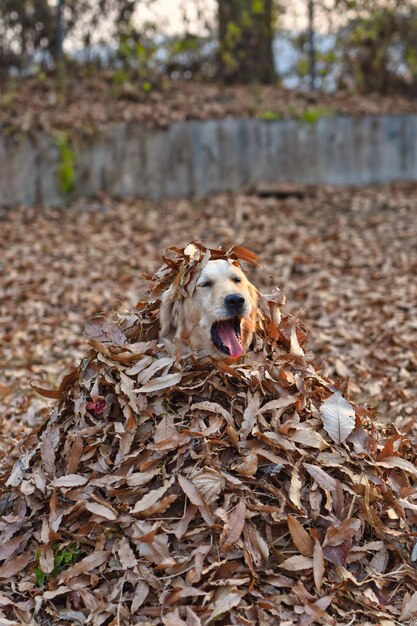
{"left": 218, "top": 0, "right": 275, "bottom": 83}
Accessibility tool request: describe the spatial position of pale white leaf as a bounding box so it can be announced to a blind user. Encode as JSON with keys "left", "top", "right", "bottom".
{"left": 376, "top": 456, "right": 417, "bottom": 477}
{"left": 85, "top": 501, "right": 117, "bottom": 521}
{"left": 53, "top": 474, "right": 88, "bottom": 488}
{"left": 191, "top": 467, "right": 225, "bottom": 504}
{"left": 280, "top": 555, "right": 313, "bottom": 571}
{"left": 136, "top": 372, "right": 182, "bottom": 394}
{"left": 117, "top": 537, "right": 137, "bottom": 569}
{"left": 369, "top": 547, "right": 389, "bottom": 573}
{"left": 207, "top": 587, "right": 242, "bottom": 623}
{"left": 290, "top": 325, "right": 304, "bottom": 356}
{"left": 320, "top": 392, "right": 355, "bottom": 444}
{"left": 131, "top": 477, "right": 174, "bottom": 514}
{"left": 184, "top": 243, "right": 199, "bottom": 260}
{"left": 400, "top": 591, "right": 417, "bottom": 621}
{"left": 259, "top": 395, "right": 298, "bottom": 414}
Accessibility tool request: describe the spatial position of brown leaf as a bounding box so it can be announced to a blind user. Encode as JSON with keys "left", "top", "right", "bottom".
{"left": 190, "top": 401, "right": 233, "bottom": 425}
{"left": 0, "top": 552, "right": 33, "bottom": 578}
{"left": 400, "top": 591, "right": 417, "bottom": 621}
{"left": 191, "top": 468, "right": 225, "bottom": 504}
{"left": 0, "top": 532, "right": 31, "bottom": 562}
{"left": 313, "top": 539, "right": 324, "bottom": 592}
{"left": 291, "top": 428, "right": 329, "bottom": 450}
{"left": 185, "top": 607, "right": 202, "bottom": 626}
{"left": 84, "top": 316, "right": 126, "bottom": 346}
{"left": 304, "top": 463, "right": 338, "bottom": 491}
{"left": 259, "top": 395, "right": 298, "bottom": 414}
{"left": 178, "top": 475, "right": 214, "bottom": 526}
{"left": 131, "top": 580, "right": 150, "bottom": 613}
{"left": 240, "top": 392, "right": 260, "bottom": 439}
{"left": 31, "top": 369, "right": 79, "bottom": 401}
{"left": 228, "top": 245, "right": 259, "bottom": 266}
{"left": 323, "top": 518, "right": 361, "bottom": 547}
{"left": 289, "top": 466, "right": 303, "bottom": 509}
{"left": 207, "top": 587, "right": 243, "bottom": 623}
{"left": 57, "top": 550, "right": 109, "bottom": 583}
{"left": 117, "top": 537, "right": 137, "bottom": 569}
{"left": 279, "top": 555, "right": 314, "bottom": 571}
{"left": 131, "top": 477, "right": 174, "bottom": 514}
{"left": 40, "top": 425, "right": 60, "bottom": 477}
{"left": 376, "top": 456, "right": 417, "bottom": 477}
{"left": 162, "top": 610, "right": 187, "bottom": 626}
{"left": 287, "top": 515, "right": 314, "bottom": 556}
{"left": 222, "top": 498, "right": 246, "bottom": 551}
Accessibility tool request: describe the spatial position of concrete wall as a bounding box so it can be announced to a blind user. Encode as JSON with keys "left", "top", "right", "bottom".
{"left": 1, "top": 114, "right": 417, "bottom": 206}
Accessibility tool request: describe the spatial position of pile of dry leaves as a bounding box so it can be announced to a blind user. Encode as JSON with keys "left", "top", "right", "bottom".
{"left": 1, "top": 243, "right": 417, "bottom": 626}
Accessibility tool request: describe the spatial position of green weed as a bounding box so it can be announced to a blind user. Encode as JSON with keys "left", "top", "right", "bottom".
{"left": 298, "top": 106, "right": 333, "bottom": 124}
{"left": 34, "top": 542, "right": 80, "bottom": 587}
{"left": 258, "top": 110, "right": 282, "bottom": 121}
{"left": 56, "top": 131, "right": 75, "bottom": 194}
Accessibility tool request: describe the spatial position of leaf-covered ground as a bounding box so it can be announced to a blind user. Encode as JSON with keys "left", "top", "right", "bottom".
{"left": 3, "top": 77, "right": 417, "bottom": 134}
{"left": 1, "top": 184, "right": 416, "bottom": 453}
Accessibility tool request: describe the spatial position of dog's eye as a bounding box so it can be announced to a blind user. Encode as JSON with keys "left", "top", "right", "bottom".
{"left": 199, "top": 281, "right": 213, "bottom": 288}
{"left": 231, "top": 276, "right": 242, "bottom": 284}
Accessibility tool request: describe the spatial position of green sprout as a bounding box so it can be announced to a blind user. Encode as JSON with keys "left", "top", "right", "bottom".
{"left": 258, "top": 110, "right": 283, "bottom": 121}
{"left": 298, "top": 106, "right": 333, "bottom": 124}
{"left": 56, "top": 131, "right": 75, "bottom": 195}
{"left": 34, "top": 542, "right": 81, "bottom": 587}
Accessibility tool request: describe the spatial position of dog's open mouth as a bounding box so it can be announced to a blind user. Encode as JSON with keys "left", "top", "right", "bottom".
{"left": 211, "top": 317, "right": 243, "bottom": 358}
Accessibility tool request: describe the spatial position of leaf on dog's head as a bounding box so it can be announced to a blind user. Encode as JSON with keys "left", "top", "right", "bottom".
{"left": 227, "top": 245, "right": 259, "bottom": 266}
{"left": 184, "top": 243, "right": 200, "bottom": 261}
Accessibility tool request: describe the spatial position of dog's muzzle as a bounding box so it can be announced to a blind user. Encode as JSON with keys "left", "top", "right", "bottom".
{"left": 224, "top": 294, "right": 245, "bottom": 315}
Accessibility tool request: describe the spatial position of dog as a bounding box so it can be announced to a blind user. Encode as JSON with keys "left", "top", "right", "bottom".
{"left": 159, "top": 258, "right": 258, "bottom": 359}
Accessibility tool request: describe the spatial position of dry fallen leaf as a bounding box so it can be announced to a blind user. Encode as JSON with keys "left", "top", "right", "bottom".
{"left": 279, "top": 555, "right": 314, "bottom": 571}
{"left": 222, "top": 498, "right": 246, "bottom": 551}
{"left": 320, "top": 392, "right": 356, "bottom": 444}
{"left": 52, "top": 474, "right": 88, "bottom": 488}
{"left": 287, "top": 514, "right": 314, "bottom": 556}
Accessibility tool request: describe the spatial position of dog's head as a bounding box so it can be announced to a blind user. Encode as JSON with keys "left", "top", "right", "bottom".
{"left": 159, "top": 258, "right": 258, "bottom": 359}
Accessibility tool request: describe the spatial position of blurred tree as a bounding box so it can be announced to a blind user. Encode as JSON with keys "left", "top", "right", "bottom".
{"left": 0, "top": 0, "right": 142, "bottom": 74}
{"left": 218, "top": 0, "right": 276, "bottom": 83}
{"left": 335, "top": 0, "right": 417, "bottom": 94}
{"left": 0, "top": 0, "right": 58, "bottom": 70}
{"left": 308, "top": 0, "right": 316, "bottom": 89}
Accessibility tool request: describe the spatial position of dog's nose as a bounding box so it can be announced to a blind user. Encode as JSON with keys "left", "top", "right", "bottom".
{"left": 224, "top": 294, "right": 245, "bottom": 313}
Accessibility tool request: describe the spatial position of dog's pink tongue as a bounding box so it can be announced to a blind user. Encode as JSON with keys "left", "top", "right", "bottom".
{"left": 217, "top": 320, "right": 243, "bottom": 358}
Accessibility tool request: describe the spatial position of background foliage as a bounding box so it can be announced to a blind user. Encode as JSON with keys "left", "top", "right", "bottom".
{"left": 1, "top": 0, "right": 417, "bottom": 94}
{"left": 0, "top": 0, "right": 417, "bottom": 94}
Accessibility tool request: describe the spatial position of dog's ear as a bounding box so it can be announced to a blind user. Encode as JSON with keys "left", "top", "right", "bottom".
{"left": 159, "top": 285, "right": 176, "bottom": 338}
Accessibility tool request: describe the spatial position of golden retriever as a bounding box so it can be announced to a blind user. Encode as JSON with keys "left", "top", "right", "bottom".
{"left": 159, "top": 259, "right": 258, "bottom": 359}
